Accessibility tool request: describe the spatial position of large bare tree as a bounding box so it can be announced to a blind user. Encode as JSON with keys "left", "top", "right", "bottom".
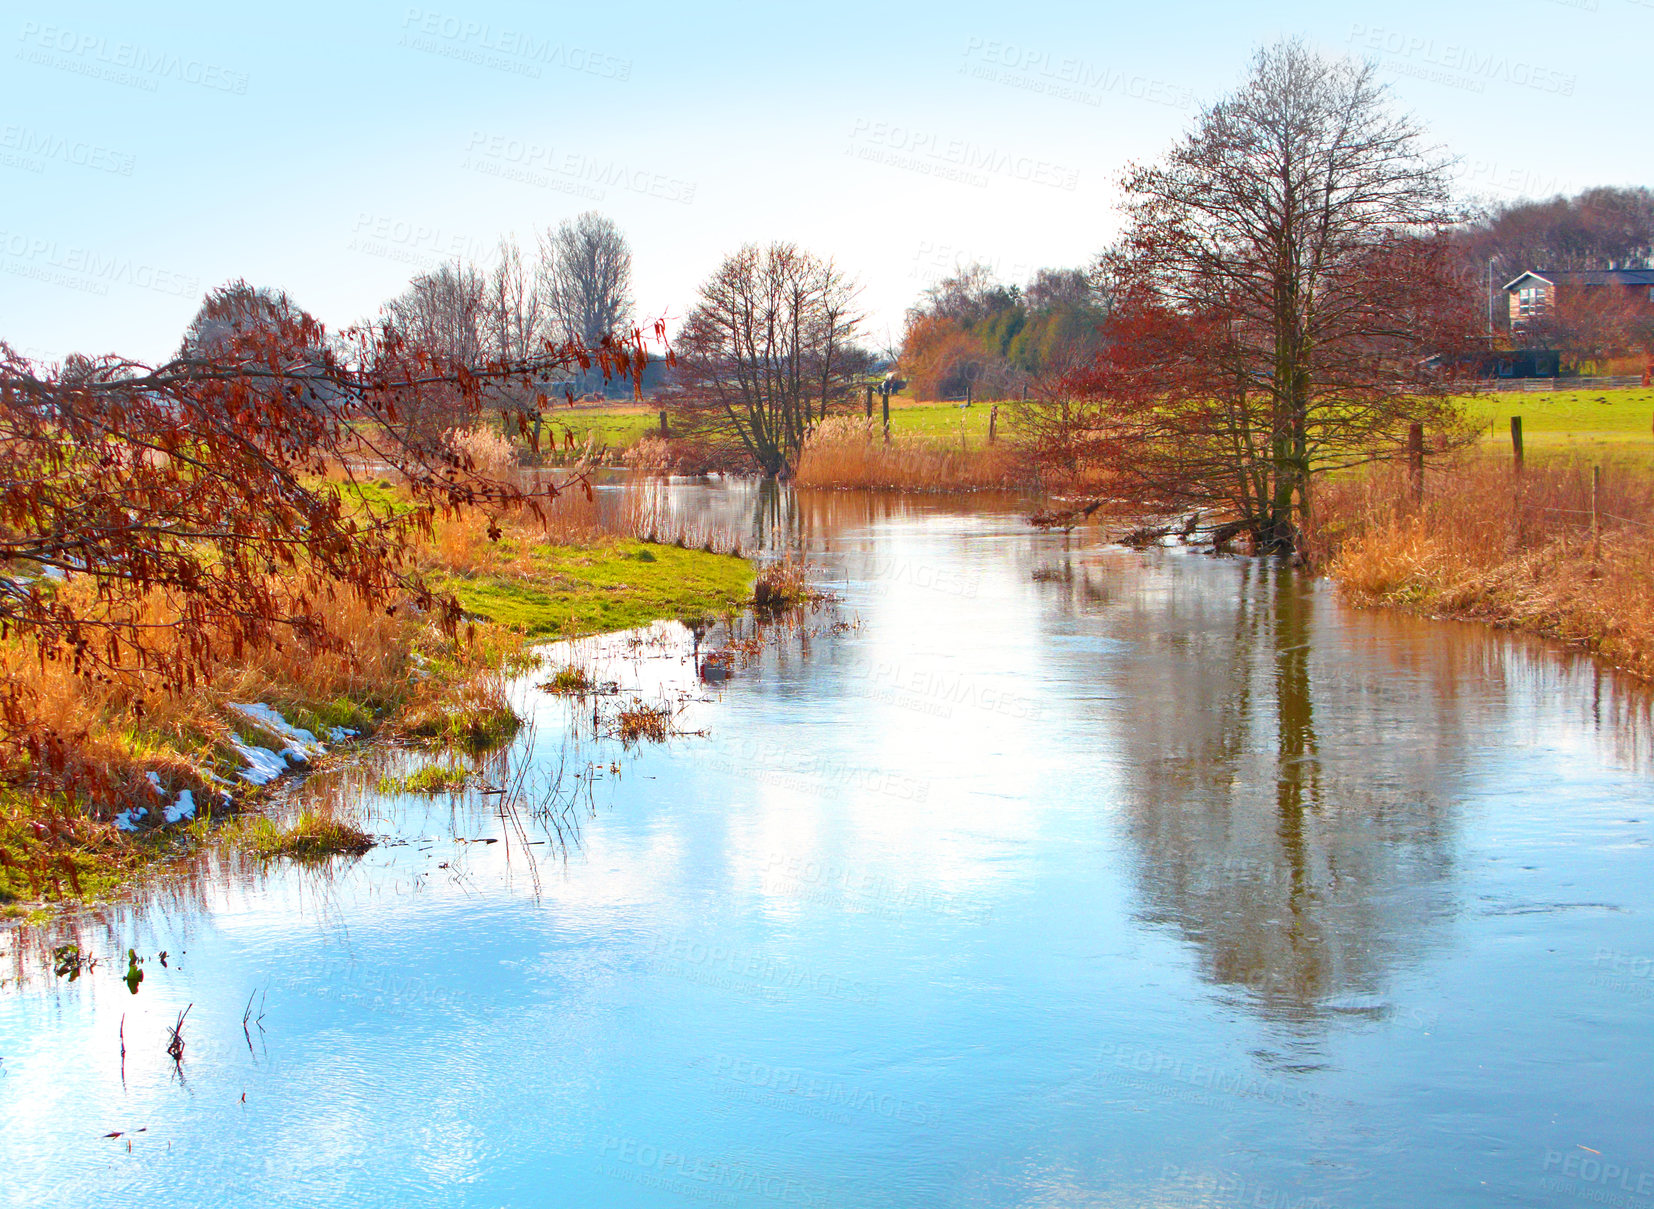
{"left": 673, "top": 242, "right": 863, "bottom": 475}
{"left": 484, "top": 236, "right": 546, "bottom": 363}
{"left": 1064, "top": 40, "right": 1476, "bottom": 551}
{"left": 538, "top": 212, "right": 634, "bottom": 396}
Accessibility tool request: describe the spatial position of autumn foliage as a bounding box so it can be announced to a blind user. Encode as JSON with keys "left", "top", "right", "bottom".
{"left": 0, "top": 284, "right": 655, "bottom": 815}
{"left": 1034, "top": 42, "right": 1480, "bottom": 549}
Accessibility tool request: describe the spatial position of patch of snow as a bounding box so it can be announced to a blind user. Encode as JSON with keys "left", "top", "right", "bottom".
{"left": 145, "top": 771, "right": 162, "bottom": 791}
{"left": 328, "top": 726, "right": 358, "bottom": 741}
{"left": 233, "top": 742, "right": 287, "bottom": 785}
{"left": 163, "top": 789, "right": 196, "bottom": 824}
{"left": 228, "top": 703, "right": 325, "bottom": 757}
{"left": 114, "top": 807, "right": 147, "bottom": 832}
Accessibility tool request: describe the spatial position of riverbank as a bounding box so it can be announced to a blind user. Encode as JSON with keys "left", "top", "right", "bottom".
{"left": 1314, "top": 455, "right": 1654, "bottom": 682}
{"left": 0, "top": 478, "right": 753, "bottom": 916}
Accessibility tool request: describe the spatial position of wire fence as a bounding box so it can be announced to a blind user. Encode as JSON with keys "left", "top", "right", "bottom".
{"left": 1459, "top": 375, "right": 1649, "bottom": 393}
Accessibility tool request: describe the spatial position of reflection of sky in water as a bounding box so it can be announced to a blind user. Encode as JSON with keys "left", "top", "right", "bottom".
{"left": 2, "top": 482, "right": 1652, "bottom": 1208}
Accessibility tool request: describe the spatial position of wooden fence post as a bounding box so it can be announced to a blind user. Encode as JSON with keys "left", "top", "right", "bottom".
{"left": 865, "top": 383, "right": 874, "bottom": 419}
{"left": 659, "top": 409, "right": 668, "bottom": 437}
{"left": 988, "top": 403, "right": 999, "bottom": 445}
{"left": 1592, "top": 464, "right": 1601, "bottom": 559}
{"left": 965, "top": 385, "right": 973, "bottom": 408}
{"left": 1510, "top": 415, "right": 1524, "bottom": 470}
{"left": 881, "top": 386, "right": 890, "bottom": 444}
{"left": 1408, "top": 421, "right": 1424, "bottom": 503}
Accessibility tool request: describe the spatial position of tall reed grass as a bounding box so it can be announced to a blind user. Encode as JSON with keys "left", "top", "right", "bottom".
{"left": 1316, "top": 456, "right": 1654, "bottom": 680}
{"left": 793, "top": 416, "right": 1028, "bottom": 492}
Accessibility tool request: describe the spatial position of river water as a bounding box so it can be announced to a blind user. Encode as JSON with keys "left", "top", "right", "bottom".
{"left": 3, "top": 481, "right": 1652, "bottom": 1208}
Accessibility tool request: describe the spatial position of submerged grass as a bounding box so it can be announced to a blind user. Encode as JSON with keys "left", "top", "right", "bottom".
{"left": 398, "top": 675, "right": 522, "bottom": 755}
{"left": 246, "top": 809, "right": 373, "bottom": 860}
{"left": 752, "top": 561, "right": 816, "bottom": 612}
{"left": 541, "top": 664, "right": 596, "bottom": 695}
{"left": 375, "top": 762, "right": 472, "bottom": 795}
{"left": 612, "top": 699, "right": 677, "bottom": 746}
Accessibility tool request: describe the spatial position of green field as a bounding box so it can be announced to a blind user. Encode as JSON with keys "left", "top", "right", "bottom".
{"left": 544, "top": 405, "right": 662, "bottom": 451}
{"left": 1458, "top": 389, "right": 1654, "bottom": 464}
{"left": 571, "top": 389, "right": 1654, "bottom": 465}
{"left": 575, "top": 398, "right": 1012, "bottom": 448}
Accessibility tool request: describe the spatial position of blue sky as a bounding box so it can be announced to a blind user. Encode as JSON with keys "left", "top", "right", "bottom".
{"left": 1, "top": 0, "right": 1645, "bottom": 363}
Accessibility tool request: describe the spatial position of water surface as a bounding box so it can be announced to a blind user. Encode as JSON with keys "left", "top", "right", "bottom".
{"left": 4, "top": 482, "right": 1652, "bottom": 1208}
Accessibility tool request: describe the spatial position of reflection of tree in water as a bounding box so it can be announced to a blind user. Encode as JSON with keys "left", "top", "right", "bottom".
{"left": 1056, "top": 553, "right": 1465, "bottom": 1032}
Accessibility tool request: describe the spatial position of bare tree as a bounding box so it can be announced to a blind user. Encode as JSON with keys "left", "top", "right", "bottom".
{"left": 178, "top": 280, "right": 345, "bottom": 415}
{"left": 674, "top": 242, "right": 863, "bottom": 475}
{"left": 1059, "top": 39, "right": 1475, "bottom": 551}
{"left": 481, "top": 237, "right": 558, "bottom": 440}
{"left": 381, "top": 261, "right": 491, "bottom": 441}
{"left": 385, "top": 261, "right": 488, "bottom": 364}
{"left": 539, "top": 212, "right": 634, "bottom": 394}
{"left": 484, "top": 236, "right": 545, "bottom": 362}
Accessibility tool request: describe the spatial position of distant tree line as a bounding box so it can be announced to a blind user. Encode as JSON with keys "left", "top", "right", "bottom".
{"left": 899, "top": 264, "right": 1109, "bottom": 400}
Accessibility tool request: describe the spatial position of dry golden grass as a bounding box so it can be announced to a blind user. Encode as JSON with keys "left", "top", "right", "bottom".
{"left": 1317, "top": 457, "right": 1654, "bottom": 681}
{"left": 794, "top": 416, "right": 1028, "bottom": 491}
{"left": 448, "top": 424, "right": 522, "bottom": 487}
{"left": 0, "top": 457, "right": 763, "bottom": 911}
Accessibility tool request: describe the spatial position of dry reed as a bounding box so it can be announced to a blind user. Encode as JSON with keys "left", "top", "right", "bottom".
{"left": 793, "top": 416, "right": 1028, "bottom": 492}
{"left": 1316, "top": 455, "right": 1654, "bottom": 680}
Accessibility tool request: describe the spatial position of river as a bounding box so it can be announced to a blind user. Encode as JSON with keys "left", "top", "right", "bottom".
{"left": 3, "top": 480, "right": 1652, "bottom": 1208}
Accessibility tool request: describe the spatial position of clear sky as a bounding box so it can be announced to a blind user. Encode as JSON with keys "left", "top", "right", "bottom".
{"left": 1, "top": 0, "right": 1645, "bottom": 364}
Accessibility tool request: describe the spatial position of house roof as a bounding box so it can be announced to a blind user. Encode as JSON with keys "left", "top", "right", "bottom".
{"left": 1503, "top": 268, "right": 1654, "bottom": 290}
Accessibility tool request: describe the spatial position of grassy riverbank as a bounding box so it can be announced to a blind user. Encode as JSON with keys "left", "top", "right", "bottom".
{"left": 1315, "top": 456, "right": 1654, "bottom": 682}
{"left": 0, "top": 478, "right": 752, "bottom": 915}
